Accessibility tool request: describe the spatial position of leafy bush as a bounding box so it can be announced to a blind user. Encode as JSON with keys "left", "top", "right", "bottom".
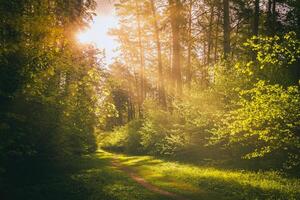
{"left": 99, "top": 126, "right": 128, "bottom": 152}
{"left": 139, "top": 100, "right": 187, "bottom": 156}
{"left": 99, "top": 120, "right": 143, "bottom": 154}
{"left": 214, "top": 81, "right": 300, "bottom": 168}
{"left": 125, "top": 120, "right": 143, "bottom": 154}
{"left": 243, "top": 32, "right": 300, "bottom": 85}
{"left": 139, "top": 92, "right": 224, "bottom": 157}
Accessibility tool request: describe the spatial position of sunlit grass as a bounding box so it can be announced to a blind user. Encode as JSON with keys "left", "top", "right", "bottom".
{"left": 5, "top": 150, "right": 299, "bottom": 199}
{"left": 4, "top": 153, "right": 173, "bottom": 200}
{"left": 101, "top": 151, "right": 300, "bottom": 200}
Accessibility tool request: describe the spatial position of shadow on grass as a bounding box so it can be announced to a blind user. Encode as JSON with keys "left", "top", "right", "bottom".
{"left": 1, "top": 152, "right": 172, "bottom": 200}
{"left": 109, "top": 151, "right": 300, "bottom": 200}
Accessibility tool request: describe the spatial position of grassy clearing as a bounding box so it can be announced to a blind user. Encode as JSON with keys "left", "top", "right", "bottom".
{"left": 103, "top": 151, "right": 300, "bottom": 200}
{"left": 2, "top": 152, "right": 172, "bottom": 200}
{"left": 3, "top": 151, "right": 299, "bottom": 200}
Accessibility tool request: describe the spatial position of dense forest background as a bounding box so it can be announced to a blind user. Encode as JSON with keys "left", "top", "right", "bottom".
{"left": 100, "top": 0, "right": 300, "bottom": 171}
{"left": 0, "top": 0, "right": 299, "bottom": 199}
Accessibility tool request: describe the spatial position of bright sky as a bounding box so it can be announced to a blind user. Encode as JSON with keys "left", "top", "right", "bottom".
{"left": 77, "top": 0, "right": 118, "bottom": 64}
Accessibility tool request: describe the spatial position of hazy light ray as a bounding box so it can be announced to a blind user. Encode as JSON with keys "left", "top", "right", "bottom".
{"left": 77, "top": 14, "right": 118, "bottom": 63}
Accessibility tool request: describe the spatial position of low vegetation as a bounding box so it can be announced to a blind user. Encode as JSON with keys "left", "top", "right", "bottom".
{"left": 106, "top": 151, "right": 300, "bottom": 200}
{"left": 3, "top": 150, "right": 299, "bottom": 200}
{"left": 2, "top": 151, "right": 172, "bottom": 200}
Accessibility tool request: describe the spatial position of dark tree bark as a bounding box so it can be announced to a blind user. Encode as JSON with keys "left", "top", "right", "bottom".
{"left": 272, "top": 0, "right": 276, "bottom": 32}
{"left": 168, "top": 0, "right": 182, "bottom": 96}
{"left": 251, "top": 0, "right": 260, "bottom": 61}
{"left": 214, "top": 7, "right": 221, "bottom": 62}
{"left": 135, "top": 0, "right": 145, "bottom": 117}
{"left": 150, "top": 0, "right": 166, "bottom": 107}
{"left": 253, "top": 0, "right": 259, "bottom": 36}
{"left": 186, "top": 0, "right": 193, "bottom": 89}
{"left": 223, "top": 0, "right": 230, "bottom": 59}
{"left": 266, "top": 0, "right": 276, "bottom": 35}
{"left": 207, "top": 5, "right": 215, "bottom": 64}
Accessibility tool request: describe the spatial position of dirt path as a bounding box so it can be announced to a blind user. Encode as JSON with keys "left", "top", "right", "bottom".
{"left": 111, "top": 160, "right": 189, "bottom": 200}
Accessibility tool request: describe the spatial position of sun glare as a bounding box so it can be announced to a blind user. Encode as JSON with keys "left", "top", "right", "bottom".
{"left": 77, "top": 15, "right": 118, "bottom": 62}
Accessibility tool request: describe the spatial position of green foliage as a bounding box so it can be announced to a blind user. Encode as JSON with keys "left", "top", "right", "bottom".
{"left": 104, "top": 33, "right": 300, "bottom": 170}
{"left": 214, "top": 81, "right": 300, "bottom": 168}
{"left": 245, "top": 32, "right": 300, "bottom": 68}
{"left": 243, "top": 32, "right": 300, "bottom": 85}
{"left": 140, "top": 100, "right": 184, "bottom": 156}
{"left": 138, "top": 92, "right": 224, "bottom": 157}
{"left": 126, "top": 120, "right": 143, "bottom": 153}
{"left": 99, "top": 120, "right": 143, "bottom": 154}
{"left": 0, "top": 0, "right": 104, "bottom": 177}
{"left": 99, "top": 126, "right": 128, "bottom": 152}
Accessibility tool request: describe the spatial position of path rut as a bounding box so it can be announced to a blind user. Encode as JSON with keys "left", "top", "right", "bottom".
{"left": 111, "top": 160, "right": 189, "bottom": 200}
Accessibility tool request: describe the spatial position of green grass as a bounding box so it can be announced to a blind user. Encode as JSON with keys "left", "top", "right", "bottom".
{"left": 102, "top": 151, "right": 300, "bottom": 200}
{"left": 3, "top": 151, "right": 299, "bottom": 200}
{"left": 2, "top": 152, "right": 173, "bottom": 200}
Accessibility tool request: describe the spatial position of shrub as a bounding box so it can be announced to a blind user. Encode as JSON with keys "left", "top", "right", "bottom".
{"left": 214, "top": 81, "right": 300, "bottom": 168}
{"left": 125, "top": 120, "right": 143, "bottom": 154}
{"left": 139, "top": 100, "right": 183, "bottom": 156}
{"left": 98, "top": 126, "right": 128, "bottom": 152}
{"left": 98, "top": 120, "right": 143, "bottom": 154}
{"left": 139, "top": 92, "right": 224, "bottom": 157}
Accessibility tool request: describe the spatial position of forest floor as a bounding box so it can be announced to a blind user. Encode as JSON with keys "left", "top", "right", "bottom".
{"left": 3, "top": 150, "right": 300, "bottom": 200}
{"left": 102, "top": 151, "right": 300, "bottom": 200}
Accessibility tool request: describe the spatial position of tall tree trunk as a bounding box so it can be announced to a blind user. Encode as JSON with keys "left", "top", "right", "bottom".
{"left": 150, "top": 0, "right": 166, "bottom": 107}
{"left": 169, "top": 0, "right": 182, "bottom": 96}
{"left": 203, "top": 41, "right": 208, "bottom": 87}
{"left": 128, "top": 80, "right": 135, "bottom": 121}
{"left": 266, "top": 0, "right": 272, "bottom": 32}
{"left": 207, "top": 5, "right": 215, "bottom": 64}
{"left": 186, "top": 0, "right": 193, "bottom": 89}
{"left": 167, "top": 33, "right": 172, "bottom": 96}
{"left": 271, "top": 0, "right": 276, "bottom": 33}
{"left": 266, "top": 0, "right": 276, "bottom": 35}
{"left": 135, "top": 0, "right": 145, "bottom": 117}
{"left": 214, "top": 8, "right": 221, "bottom": 62}
{"left": 253, "top": 0, "right": 259, "bottom": 36}
{"left": 133, "top": 66, "right": 139, "bottom": 118}
{"left": 251, "top": 0, "right": 260, "bottom": 61}
{"left": 223, "top": 0, "right": 230, "bottom": 59}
